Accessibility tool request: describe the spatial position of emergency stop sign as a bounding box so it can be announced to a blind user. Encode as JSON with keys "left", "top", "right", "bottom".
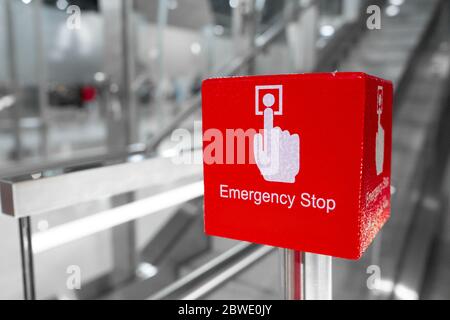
{"left": 201, "top": 72, "right": 392, "bottom": 259}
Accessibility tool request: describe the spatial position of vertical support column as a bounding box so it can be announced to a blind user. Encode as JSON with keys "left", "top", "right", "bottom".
{"left": 281, "top": 249, "right": 303, "bottom": 300}
{"left": 286, "top": 0, "right": 319, "bottom": 72}
{"left": 121, "top": 0, "right": 138, "bottom": 145}
{"left": 100, "top": 0, "right": 138, "bottom": 152}
{"left": 5, "top": 0, "right": 23, "bottom": 160}
{"left": 18, "top": 217, "right": 36, "bottom": 300}
{"left": 441, "top": 0, "right": 450, "bottom": 38}
{"left": 203, "top": 25, "right": 215, "bottom": 77}
{"left": 282, "top": 250, "right": 332, "bottom": 300}
{"left": 284, "top": 0, "right": 299, "bottom": 71}
{"left": 101, "top": 1, "right": 127, "bottom": 152}
{"left": 154, "top": 0, "right": 169, "bottom": 130}
{"left": 109, "top": 200, "right": 137, "bottom": 286}
{"left": 231, "top": 0, "right": 244, "bottom": 56}
{"left": 342, "top": 0, "right": 361, "bottom": 23}
{"left": 100, "top": 0, "right": 138, "bottom": 287}
{"left": 231, "top": 0, "right": 260, "bottom": 74}
{"left": 304, "top": 253, "right": 332, "bottom": 300}
{"left": 33, "top": 0, "right": 49, "bottom": 156}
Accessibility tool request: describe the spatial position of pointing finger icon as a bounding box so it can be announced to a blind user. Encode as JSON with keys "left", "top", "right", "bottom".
{"left": 254, "top": 84, "right": 299, "bottom": 184}
{"left": 264, "top": 107, "right": 273, "bottom": 131}
{"left": 263, "top": 108, "right": 273, "bottom": 151}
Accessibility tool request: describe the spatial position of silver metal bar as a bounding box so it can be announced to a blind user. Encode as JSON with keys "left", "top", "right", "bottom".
{"left": 0, "top": 151, "right": 202, "bottom": 218}
{"left": 155, "top": 0, "right": 169, "bottom": 130}
{"left": 111, "top": 194, "right": 137, "bottom": 286}
{"left": 5, "top": 0, "right": 23, "bottom": 160}
{"left": 121, "top": 0, "right": 138, "bottom": 145}
{"left": 33, "top": 0, "right": 49, "bottom": 156}
{"left": 232, "top": 0, "right": 259, "bottom": 74}
{"left": 182, "top": 246, "right": 274, "bottom": 300}
{"left": 281, "top": 249, "right": 303, "bottom": 300}
{"left": 304, "top": 253, "right": 332, "bottom": 300}
{"left": 148, "top": 243, "right": 255, "bottom": 300}
{"left": 110, "top": 0, "right": 139, "bottom": 287}
{"left": 286, "top": 0, "right": 318, "bottom": 72}
{"left": 282, "top": 250, "right": 332, "bottom": 300}
{"left": 18, "top": 216, "right": 36, "bottom": 300}
{"left": 101, "top": 0, "right": 138, "bottom": 151}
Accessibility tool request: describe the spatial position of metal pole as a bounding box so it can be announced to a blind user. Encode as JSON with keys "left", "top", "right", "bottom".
{"left": 110, "top": 0, "right": 139, "bottom": 286}
{"left": 282, "top": 250, "right": 332, "bottom": 300}
{"left": 5, "top": 0, "right": 23, "bottom": 160}
{"left": 304, "top": 252, "right": 332, "bottom": 300}
{"left": 18, "top": 217, "right": 36, "bottom": 300}
{"left": 281, "top": 249, "right": 303, "bottom": 299}
{"left": 155, "top": 0, "right": 169, "bottom": 129}
{"left": 99, "top": 0, "right": 138, "bottom": 288}
{"left": 33, "top": 0, "right": 49, "bottom": 156}
{"left": 285, "top": 0, "right": 319, "bottom": 72}
{"left": 121, "top": 0, "right": 138, "bottom": 145}
{"left": 232, "top": 0, "right": 260, "bottom": 75}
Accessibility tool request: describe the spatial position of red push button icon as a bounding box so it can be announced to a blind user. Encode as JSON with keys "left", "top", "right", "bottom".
{"left": 202, "top": 72, "right": 392, "bottom": 260}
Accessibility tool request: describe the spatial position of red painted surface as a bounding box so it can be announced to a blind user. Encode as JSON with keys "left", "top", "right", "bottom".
{"left": 81, "top": 86, "right": 96, "bottom": 102}
{"left": 202, "top": 72, "right": 392, "bottom": 260}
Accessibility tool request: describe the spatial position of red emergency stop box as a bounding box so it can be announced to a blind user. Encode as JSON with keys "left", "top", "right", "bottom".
{"left": 201, "top": 72, "right": 392, "bottom": 259}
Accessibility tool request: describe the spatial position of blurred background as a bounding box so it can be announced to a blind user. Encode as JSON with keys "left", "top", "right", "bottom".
{"left": 0, "top": 0, "right": 449, "bottom": 300}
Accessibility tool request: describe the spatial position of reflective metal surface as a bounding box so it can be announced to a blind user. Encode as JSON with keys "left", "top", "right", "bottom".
{"left": 281, "top": 249, "right": 302, "bottom": 300}
{"left": 304, "top": 253, "right": 332, "bottom": 300}
{"left": 0, "top": 151, "right": 202, "bottom": 218}
{"left": 18, "top": 216, "right": 35, "bottom": 300}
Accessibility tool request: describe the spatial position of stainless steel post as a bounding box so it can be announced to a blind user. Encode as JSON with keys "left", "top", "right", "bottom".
{"left": 121, "top": 0, "right": 138, "bottom": 145}
{"left": 304, "top": 252, "right": 332, "bottom": 300}
{"left": 18, "top": 217, "right": 36, "bottom": 300}
{"left": 5, "top": 0, "right": 23, "bottom": 160}
{"left": 231, "top": 0, "right": 261, "bottom": 74}
{"left": 286, "top": 0, "right": 319, "bottom": 72}
{"left": 100, "top": 0, "right": 138, "bottom": 287}
{"left": 33, "top": 0, "right": 49, "bottom": 156}
{"left": 153, "top": 0, "right": 169, "bottom": 130}
{"left": 281, "top": 249, "right": 303, "bottom": 300}
{"left": 282, "top": 250, "right": 332, "bottom": 300}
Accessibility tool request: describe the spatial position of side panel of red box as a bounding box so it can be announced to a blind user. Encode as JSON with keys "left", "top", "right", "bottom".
{"left": 358, "top": 75, "right": 393, "bottom": 256}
